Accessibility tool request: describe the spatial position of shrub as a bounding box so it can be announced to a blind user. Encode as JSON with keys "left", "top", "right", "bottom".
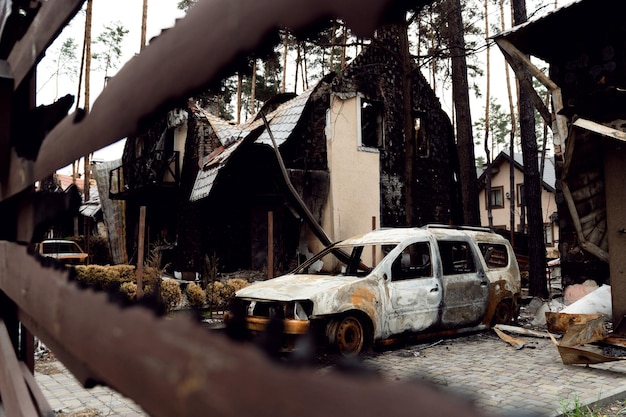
{"left": 206, "top": 279, "right": 250, "bottom": 311}
{"left": 226, "top": 278, "right": 249, "bottom": 292}
{"left": 206, "top": 281, "right": 226, "bottom": 310}
{"left": 119, "top": 282, "right": 137, "bottom": 302}
{"left": 110, "top": 264, "right": 136, "bottom": 283}
{"left": 186, "top": 282, "right": 206, "bottom": 309}
{"left": 143, "top": 266, "right": 161, "bottom": 287}
{"left": 160, "top": 279, "right": 182, "bottom": 312}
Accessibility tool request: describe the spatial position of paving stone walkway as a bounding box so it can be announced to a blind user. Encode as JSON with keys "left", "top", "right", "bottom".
{"left": 35, "top": 330, "right": 626, "bottom": 416}
{"left": 361, "top": 332, "right": 626, "bottom": 417}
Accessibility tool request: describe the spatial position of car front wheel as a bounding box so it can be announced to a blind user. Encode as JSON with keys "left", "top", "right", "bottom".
{"left": 329, "top": 315, "right": 366, "bottom": 356}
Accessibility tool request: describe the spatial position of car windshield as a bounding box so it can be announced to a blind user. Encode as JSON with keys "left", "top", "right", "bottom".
{"left": 294, "top": 242, "right": 397, "bottom": 277}
{"left": 42, "top": 242, "right": 81, "bottom": 254}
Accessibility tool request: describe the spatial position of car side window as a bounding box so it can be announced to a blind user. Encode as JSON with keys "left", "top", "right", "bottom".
{"left": 391, "top": 242, "right": 432, "bottom": 281}
{"left": 478, "top": 243, "right": 509, "bottom": 268}
{"left": 437, "top": 240, "right": 476, "bottom": 275}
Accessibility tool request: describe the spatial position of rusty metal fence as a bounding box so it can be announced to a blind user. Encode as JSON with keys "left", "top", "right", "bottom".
{"left": 0, "top": 1, "right": 494, "bottom": 416}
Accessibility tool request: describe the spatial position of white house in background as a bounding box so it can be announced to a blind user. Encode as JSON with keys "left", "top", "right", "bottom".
{"left": 478, "top": 151, "right": 559, "bottom": 259}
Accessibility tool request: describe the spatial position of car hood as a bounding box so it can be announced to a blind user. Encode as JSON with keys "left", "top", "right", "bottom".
{"left": 235, "top": 274, "right": 361, "bottom": 302}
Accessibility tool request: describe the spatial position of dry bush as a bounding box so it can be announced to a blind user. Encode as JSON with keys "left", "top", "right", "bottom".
{"left": 160, "top": 279, "right": 182, "bottom": 312}
{"left": 226, "top": 278, "right": 249, "bottom": 292}
{"left": 206, "top": 281, "right": 226, "bottom": 310}
{"left": 206, "top": 279, "right": 250, "bottom": 310}
{"left": 142, "top": 266, "right": 161, "bottom": 287}
{"left": 185, "top": 282, "right": 206, "bottom": 309}
{"left": 119, "top": 282, "right": 137, "bottom": 302}
{"left": 110, "top": 264, "right": 136, "bottom": 283}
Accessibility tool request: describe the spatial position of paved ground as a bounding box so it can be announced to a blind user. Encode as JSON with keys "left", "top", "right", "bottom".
{"left": 35, "top": 329, "right": 626, "bottom": 417}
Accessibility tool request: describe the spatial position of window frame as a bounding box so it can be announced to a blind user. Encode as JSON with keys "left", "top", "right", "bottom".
{"left": 487, "top": 186, "right": 505, "bottom": 209}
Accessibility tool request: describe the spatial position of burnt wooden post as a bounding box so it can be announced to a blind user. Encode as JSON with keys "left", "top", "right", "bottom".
{"left": 604, "top": 143, "right": 626, "bottom": 334}
{"left": 136, "top": 205, "right": 146, "bottom": 298}
{"left": 372, "top": 216, "right": 376, "bottom": 266}
{"left": 268, "top": 210, "right": 274, "bottom": 278}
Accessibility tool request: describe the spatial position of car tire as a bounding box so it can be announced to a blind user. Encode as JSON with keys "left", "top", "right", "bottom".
{"left": 492, "top": 299, "right": 513, "bottom": 325}
{"left": 331, "top": 315, "right": 366, "bottom": 356}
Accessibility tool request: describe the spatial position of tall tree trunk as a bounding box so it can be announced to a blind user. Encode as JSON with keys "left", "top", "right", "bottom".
{"left": 236, "top": 72, "right": 242, "bottom": 123}
{"left": 302, "top": 42, "right": 309, "bottom": 90}
{"left": 500, "top": 0, "right": 516, "bottom": 244}
{"left": 82, "top": 0, "right": 93, "bottom": 247}
{"left": 282, "top": 32, "right": 288, "bottom": 93}
{"left": 83, "top": 0, "right": 92, "bottom": 203}
{"left": 341, "top": 23, "right": 347, "bottom": 70}
{"left": 484, "top": 0, "right": 493, "bottom": 228}
{"left": 250, "top": 59, "right": 257, "bottom": 114}
{"left": 329, "top": 20, "right": 337, "bottom": 71}
{"left": 446, "top": 0, "right": 480, "bottom": 225}
{"left": 512, "top": 0, "right": 548, "bottom": 298}
{"left": 429, "top": 10, "right": 437, "bottom": 91}
{"left": 140, "top": 0, "right": 148, "bottom": 51}
{"left": 294, "top": 43, "right": 300, "bottom": 93}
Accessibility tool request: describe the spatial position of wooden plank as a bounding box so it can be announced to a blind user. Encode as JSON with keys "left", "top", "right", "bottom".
{"left": 0, "top": 320, "right": 38, "bottom": 417}
{"left": 20, "top": 363, "right": 54, "bottom": 417}
{"left": 574, "top": 118, "right": 626, "bottom": 144}
{"left": 7, "top": 0, "right": 86, "bottom": 91}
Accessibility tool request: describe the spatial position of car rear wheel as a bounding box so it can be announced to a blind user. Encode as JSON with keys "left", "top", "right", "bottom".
{"left": 492, "top": 299, "right": 513, "bottom": 325}
{"left": 331, "top": 315, "right": 366, "bottom": 356}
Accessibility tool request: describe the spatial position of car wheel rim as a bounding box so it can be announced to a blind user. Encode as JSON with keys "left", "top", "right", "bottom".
{"left": 494, "top": 301, "right": 512, "bottom": 324}
{"left": 336, "top": 316, "right": 364, "bottom": 356}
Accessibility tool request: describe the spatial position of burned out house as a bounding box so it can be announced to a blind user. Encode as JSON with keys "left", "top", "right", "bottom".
{"left": 111, "top": 23, "right": 462, "bottom": 276}
{"left": 493, "top": 0, "right": 626, "bottom": 326}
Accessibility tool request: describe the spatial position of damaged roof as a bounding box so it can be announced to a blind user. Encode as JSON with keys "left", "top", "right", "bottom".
{"left": 190, "top": 85, "right": 317, "bottom": 202}
{"left": 255, "top": 87, "right": 314, "bottom": 146}
{"left": 494, "top": 0, "right": 626, "bottom": 63}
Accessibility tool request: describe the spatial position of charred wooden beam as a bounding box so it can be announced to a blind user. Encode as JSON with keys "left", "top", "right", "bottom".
{"left": 494, "top": 37, "right": 569, "bottom": 157}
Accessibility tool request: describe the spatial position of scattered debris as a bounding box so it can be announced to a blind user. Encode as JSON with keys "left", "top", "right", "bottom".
{"left": 545, "top": 312, "right": 605, "bottom": 334}
{"left": 545, "top": 303, "right": 626, "bottom": 365}
{"left": 561, "top": 284, "right": 612, "bottom": 318}
{"left": 494, "top": 324, "right": 555, "bottom": 339}
{"left": 493, "top": 326, "right": 525, "bottom": 350}
{"left": 563, "top": 279, "right": 599, "bottom": 305}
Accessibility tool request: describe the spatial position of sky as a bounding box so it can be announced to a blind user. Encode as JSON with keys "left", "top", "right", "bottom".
{"left": 38, "top": 0, "right": 575, "bottom": 174}
{"left": 37, "top": 0, "right": 186, "bottom": 173}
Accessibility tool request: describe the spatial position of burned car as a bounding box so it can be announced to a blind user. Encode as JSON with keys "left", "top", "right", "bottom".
{"left": 35, "top": 239, "right": 89, "bottom": 266}
{"left": 229, "top": 225, "right": 521, "bottom": 356}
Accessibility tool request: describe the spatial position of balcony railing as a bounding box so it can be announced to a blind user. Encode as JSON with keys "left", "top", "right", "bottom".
{"left": 109, "top": 151, "right": 180, "bottom": 199}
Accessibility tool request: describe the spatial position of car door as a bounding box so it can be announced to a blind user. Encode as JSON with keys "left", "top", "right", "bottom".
{"left": 435, "top": 239, "right": 489, "bottom": 329}
{"left": 384, "top": 241, "right": 441, "bottom": 335}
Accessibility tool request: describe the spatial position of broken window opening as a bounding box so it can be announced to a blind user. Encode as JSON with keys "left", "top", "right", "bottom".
{"left": 477, "top": 243, "right": 509, "bottom": 269}
{"left": 414, "top": 114, "right": 429, "bottom": 158}
{"left": 438, "top": 240, "right": 476, "bottom": 275}
{"left": 391, "top": 242, "right": 432, "bottom": 281}
{"left": 359, "top": 97, "right": 384, "bottom": 149}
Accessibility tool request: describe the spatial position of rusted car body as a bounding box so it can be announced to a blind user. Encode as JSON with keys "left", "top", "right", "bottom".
{"left": 231, "top": 225, "right": 521, "bottom": 355}
{"left": 35, "top": 239, "right": 89, "bottom": 266}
